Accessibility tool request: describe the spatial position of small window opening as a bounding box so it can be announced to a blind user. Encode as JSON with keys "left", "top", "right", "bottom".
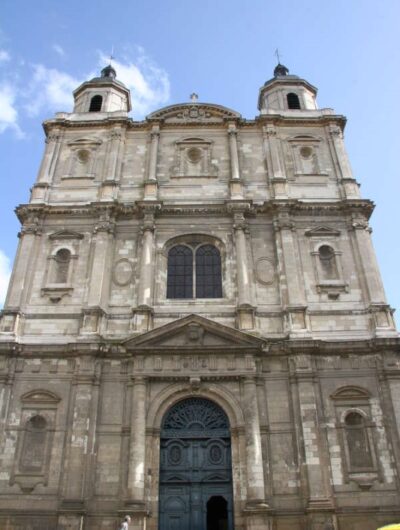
{"left": 20, "top": 415, "right": 47, "bottom": 472}
{"left": 287, "top": 92, "right": 301, "bottom": 109}
{"left": 89, "top": 95, "right": 103, "bottom": 112}
{"left": 55, "top": 248, "right": 71, "bottom": 284}
{"left": 319, "top": 245, "right": 338, "bottom": 280}
{"left": 345, "top": 412, "right": 373, "bottom": 469}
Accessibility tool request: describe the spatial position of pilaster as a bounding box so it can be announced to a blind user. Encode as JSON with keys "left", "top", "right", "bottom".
{"left": 132, "top": 203, "right": 160, "bottom": 332}
{"left": 228, "top": 123, "right": 244, "bottom": 198}
{"left": 262, "top": 124, "right": 287, "bottom": 199}
{"left": 144, "top": 125, "right": 160, "bottom": 200}
{"left": 350, "top": 214, "right": 396, "bottom": 336}
{"left": 291, "top": 355, "right": 334, "bottom": 513}
{"left": 273, "top": 211, "right": 310, "bottom": 337}
{"left": 60, "top": 356, "right": 100, "bottom": 518}
{"left": 228, "top": 203, "right": 255, "bottom": 330}
{"left": 31, "top": 129, "right": 63, "bottom": 202}
{"left": 126, "top": 376, "right": 148, "bottom": 508}
{"left": 100, "top": 126, "right": 126, "bottom": 200}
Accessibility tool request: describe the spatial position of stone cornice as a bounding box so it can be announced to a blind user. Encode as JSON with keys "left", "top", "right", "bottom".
{"left": 256, "top": 113, "right": 347, "bottom": 131}
{"left": 42, "top": 111, "right": 346, "bottom": 136}
{"left": 0, "top": 336, "right": 399, "bottom": 357}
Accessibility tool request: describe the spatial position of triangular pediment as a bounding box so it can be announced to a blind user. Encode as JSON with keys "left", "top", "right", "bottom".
{"left": 305, "top": 225, "right": 341, "bottom": 237}
{"left": 147, "top": 103, "right": 241, "bottom": 123}
{"left": 124, "top": 314, "right": 264, "bottom": 352}
{"left": 49, "top": 230, "right": 84, "bottom": 240}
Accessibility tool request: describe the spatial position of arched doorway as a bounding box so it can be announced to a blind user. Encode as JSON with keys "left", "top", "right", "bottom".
{"left": 159, "top": 398, "right": 234, "bottom": 530}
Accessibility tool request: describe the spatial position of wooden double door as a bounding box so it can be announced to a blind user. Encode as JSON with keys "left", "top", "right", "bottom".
{"left": 159, "top": 398, "right": 234, "bottom": 530}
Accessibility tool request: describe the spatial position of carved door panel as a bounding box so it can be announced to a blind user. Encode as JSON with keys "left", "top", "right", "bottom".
{"left": 159, "top": 398, "right": 234, "bottom": 530}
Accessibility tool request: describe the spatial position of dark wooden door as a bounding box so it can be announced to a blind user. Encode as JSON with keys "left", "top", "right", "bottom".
{"left": 159, "top": 399, "right": 233, "bottom": 530}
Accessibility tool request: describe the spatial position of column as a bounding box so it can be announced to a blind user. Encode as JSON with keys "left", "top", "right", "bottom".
{"left": 242, "top": 376, "right": 267, "bottom": 506}
{"left": 144, "top": 125, "right": 160, "bottom": 199}
{"left": 274, "top": 212, "right": 309, "bottom": 336}
{"left": 101, "top": 126, "right": 125, "bottom": 200}
{"left": 59, "top": 356, "right": 99, "bottom": 528}
{"left": 232, "top": 211, "right": 255, "bottom": 330}
{"left": 126, "top": 377, "right": 147, "bottom": 505}
{"left": 263, "top": 124, "right": 287, "bottom": 199}
{"left": 81, "top": 213, "right": 115, "bottom": 334}
{"left": 31, "top": 130, "right": 62, "bottom": 202}
{"left": 351, "top": 215, "right": 395, "bottom": 334}
{"left": 228, "top": 124, "right": 243, "bottom": 198}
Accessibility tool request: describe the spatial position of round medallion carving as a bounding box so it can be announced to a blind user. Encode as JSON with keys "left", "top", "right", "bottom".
{"left": 255, "top": 257, "right": 275, "bottom": 285}
{"left": 300, "top": 146, "right": 313, "bottom": 159}
{"left": 113, "top": 258, "right": 133, "bottom": 286}
{"left": 187, "top": 147, "right": 202, "bottom": 163}
{"left": 209, "top": 443, "right": 223, "bottom": 464}
{"left": 168, "top": 445, "right": 182, "bottom": 465}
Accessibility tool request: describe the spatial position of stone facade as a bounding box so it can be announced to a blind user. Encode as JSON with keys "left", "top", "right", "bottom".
{"left": 0, "top": 63, "right": 399, "bottom": 530}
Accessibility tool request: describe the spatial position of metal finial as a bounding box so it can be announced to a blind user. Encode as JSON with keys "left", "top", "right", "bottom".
{"left": 274, "top": 48, "right": 282, "bottom": 64}
{"left": 190, "top": 93, "right": 198, "bottom": 102}
{"left": 109, "top": 45, "right": 115, "bottom": 66}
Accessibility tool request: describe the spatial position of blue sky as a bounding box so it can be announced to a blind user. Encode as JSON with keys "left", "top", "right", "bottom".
{"left": 0, "top": 0, "right": 399, "bottom": 320}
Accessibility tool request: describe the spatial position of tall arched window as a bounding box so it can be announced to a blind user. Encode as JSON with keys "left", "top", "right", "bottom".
{"left": 318, "top": 245, "right": 338, "bottom": 279}
{"left": 167, "top": 243, "right": 222, "bottom": 299}
{"left": 167, "top": 245, "right": 193, "bottom": 299}
{"left": 196, "top": 245, "right": 222, "bottom": 298}
{"left": 287, "top": 92, "right": 301, "bottom": 109}
{"left": 54, "top": 248, "right": 71, "bottom": 284}
{"left": 344, "top": 412, "right": 373, "bottom": 469}
{"left": 89, "top": 95, "right": 103, "bottom": 112}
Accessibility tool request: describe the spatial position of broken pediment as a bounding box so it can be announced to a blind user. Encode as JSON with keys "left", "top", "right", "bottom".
{"left": 305, "top": 226, "right": 341, "bottom": 237}
{"left": 147, "top": 103, "right": 241, "bottom": 124}
{"left": 124, "top": 314, "right": 264, "bottom": 353}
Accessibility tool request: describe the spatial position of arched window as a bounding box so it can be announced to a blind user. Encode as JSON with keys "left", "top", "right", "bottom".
{"left": 54, "top": 248, "right": 71, "bottom": 284}
{"left": 287, "top": 92, "right": 301, "bottom": 109}
{"left": 167, "top": 243, "right": 222, "bottom": 299}
{"left": 167, "top": 245, "right": 193, "bottom": 299}
{"left": 89, "top": 95, "right": 103, "bottom": 112}
{"left": 344, "top": 412, "right": 373, "bottom": 469}
{"left": 196, "top": 245, "right": 222, "bottom": 298}
{"left": 20, "top": 415, "right": 47, "bottom": 472}
{"left": 318, "top": 245, "right": 338, "bottom": 279}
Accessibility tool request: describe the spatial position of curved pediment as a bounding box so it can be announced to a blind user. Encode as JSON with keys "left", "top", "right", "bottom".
{"left": 21, "top": 390, "right": 61, "bottom": 404}
{"left": 147, "top": 103, "right": 241, "bottom": 123}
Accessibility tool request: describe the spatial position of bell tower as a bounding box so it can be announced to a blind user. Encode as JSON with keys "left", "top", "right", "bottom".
{"left": 72, "top": 64, "right": 132, "bottom": 114}
{"left": 258, "top": 63, "right": 318, "bottom": 113}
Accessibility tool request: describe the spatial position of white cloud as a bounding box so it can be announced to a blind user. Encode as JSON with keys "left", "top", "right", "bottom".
{"left": 98, "top": 50, "right": 170, "bottom": 117}
{"left": 25, "top": 64, "right": 81, "bottom": 116}
{"left": 0, "top": 49, "right": 10, "bottom": 62}
{"left": 0, "top": 84, "right": 23, "bottom": 137}
{"left": 53, "top": 44, "right": 65, "bottom": 57}
{"left": 0, "top": 250, "right": 11, "bottom": 307}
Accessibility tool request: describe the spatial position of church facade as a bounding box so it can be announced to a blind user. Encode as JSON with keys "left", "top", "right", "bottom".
{"left": 0, "top": 63, "right": 399, "bottom": 530}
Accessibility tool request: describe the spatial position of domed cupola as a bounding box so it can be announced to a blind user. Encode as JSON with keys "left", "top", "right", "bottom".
{"left": 72, "top": 64, "right": 131, "bottom": 114}
{"left": 258, "top": 63, "right": 318, "bottom": 114}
